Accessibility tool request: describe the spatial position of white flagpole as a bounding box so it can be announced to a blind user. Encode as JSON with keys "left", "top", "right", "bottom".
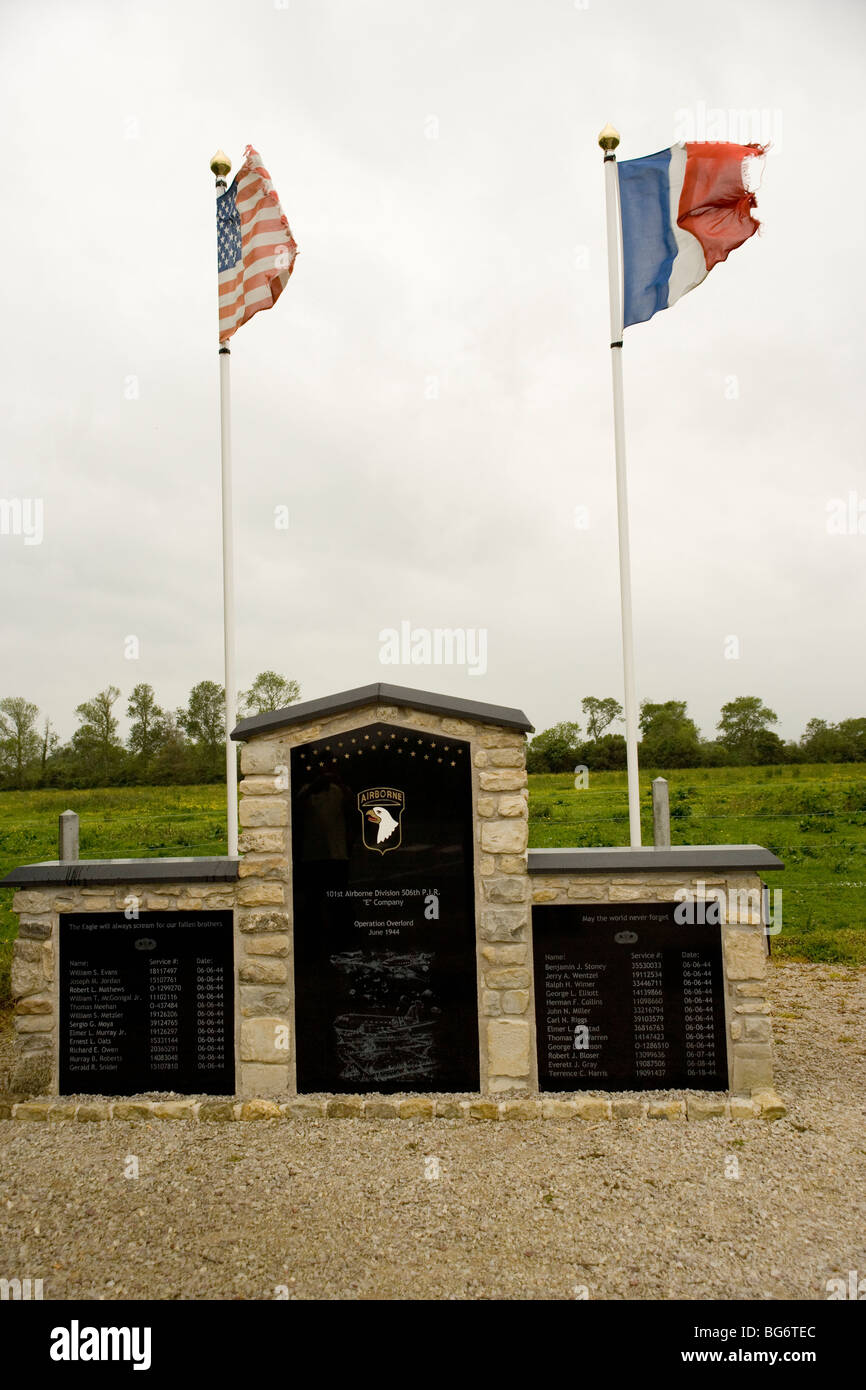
{"left": 211, "top": 149, "right": 239, "bottom": 859}
{"left": 599, "top": 123, "right": 641, "bottom": 848}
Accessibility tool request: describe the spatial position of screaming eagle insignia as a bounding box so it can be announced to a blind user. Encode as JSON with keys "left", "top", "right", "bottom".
{"left": 358, "top": 787, "right": 405, "bottom": 854}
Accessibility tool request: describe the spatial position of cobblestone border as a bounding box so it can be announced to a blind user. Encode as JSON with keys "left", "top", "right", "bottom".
{"left": 0, "top": 1090, "right": 786, "bottom": 1122}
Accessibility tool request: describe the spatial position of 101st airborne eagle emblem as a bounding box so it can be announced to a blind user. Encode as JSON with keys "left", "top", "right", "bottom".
{"left": 358, "top": 788, "right": 405, "bottom": 854}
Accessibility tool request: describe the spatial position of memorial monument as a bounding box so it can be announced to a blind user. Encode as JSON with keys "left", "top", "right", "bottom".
{"left": 2, "top": 681, "right": 784, "bottom": 1113}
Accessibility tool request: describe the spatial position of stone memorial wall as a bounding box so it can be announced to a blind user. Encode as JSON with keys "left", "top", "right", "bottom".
{"left": 2, "top": 682, "right": 783, "bottom": 1110}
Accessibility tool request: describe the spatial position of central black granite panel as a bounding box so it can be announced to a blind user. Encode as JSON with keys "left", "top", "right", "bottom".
{"left": 291, "top": 723, "right": 479, "bottom": 1093}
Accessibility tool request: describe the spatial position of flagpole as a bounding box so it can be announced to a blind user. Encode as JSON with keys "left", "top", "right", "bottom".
{"left": 599, "top": 123, "right": 641, "bottom": 848}
{"left": 211, "top": 148, "right": 239, "bottom": 860}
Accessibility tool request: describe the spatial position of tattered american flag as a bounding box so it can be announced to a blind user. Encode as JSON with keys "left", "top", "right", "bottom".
{"left": 217, "top": 145, "right": 297, "bottom": 343}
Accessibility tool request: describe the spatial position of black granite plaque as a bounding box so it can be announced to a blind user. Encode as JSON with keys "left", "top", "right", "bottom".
{"left": 59, "top": 912, "right": 234, "bottom": 1095}
{"left": 533, "top": 903, "right": 727, "bottom": 1090}
{"left": 291, "top": 722, "right": 479, "bottom": 1093}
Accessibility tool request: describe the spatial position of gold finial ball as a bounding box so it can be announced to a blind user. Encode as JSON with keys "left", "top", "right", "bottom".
{"left": 598, "top": 123, "right": 620, "bottom": 152}
{"left": 210, "top": 148, "right": 232, "bottom": 178}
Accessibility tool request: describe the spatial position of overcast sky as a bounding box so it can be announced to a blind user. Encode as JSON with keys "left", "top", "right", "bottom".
{"left": 1, "top": 0, "right": 864, "bottom": 744}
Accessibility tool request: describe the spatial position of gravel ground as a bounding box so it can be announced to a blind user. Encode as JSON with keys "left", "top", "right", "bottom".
{"left": 0, "top": 961, "right": 864, "bottom": 1301}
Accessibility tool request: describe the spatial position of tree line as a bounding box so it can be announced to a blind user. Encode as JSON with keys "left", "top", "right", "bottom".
{"left": 0, "top": 672, "right": 300, "bottom": 790}
{"left": 527, "top": 695, "right": 866, "bottom": 773}
{"left": 1, "top": 684, "right": 864, "bottom": 789}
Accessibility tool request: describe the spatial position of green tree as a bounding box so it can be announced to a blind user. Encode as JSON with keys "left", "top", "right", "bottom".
{"left": 72, "top": 686, "right": 123, "bottom": 783}
{"left": 241, "top": 671, "right": 300, "bottom": 717}
{"left": 127, "top": 683, "right": 165, "bottom": 760}
{"left": 526, "top": 721, "right": 582, "bottom": 773}
{"left": 581, "top": 696, "right": 623, "bottom": 741}
{"left": 0, "top": 696, "right": 41, "bottom": 788}
{"left": 639, "top": 700, "right": 702, "bottom": 768}
{"left": 180, "top": 681, "right": 225, "bottom": 754}
{"left": 717, "top": 696, "right": 779, "bottom": 764}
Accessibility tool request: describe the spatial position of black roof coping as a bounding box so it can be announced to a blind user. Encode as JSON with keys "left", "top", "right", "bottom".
{"left": 1, "top": 858, "right": 239, "bottom": 887}
{"left": 528, "top": 845, "right": 784, "bottom": 873}
{"left": 232, "top": 682, "right": 533, "bottom": 739}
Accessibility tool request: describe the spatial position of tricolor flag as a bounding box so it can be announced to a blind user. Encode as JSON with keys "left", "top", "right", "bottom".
{"left": 217, "top": 145, "right": 297, "bottom": 342}
{"left": 618, "top": 142, "right": 765, "bottom": 328}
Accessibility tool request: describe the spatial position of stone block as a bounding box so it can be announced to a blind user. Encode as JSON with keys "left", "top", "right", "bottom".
{"left": 478, "top": 770, "right": 527, "bottom": 794}
{"left": 468, "top": 1101, "right": 499, "bottom": 1120}
{"left": 532, "top": 889, "right": 560, "bottom": 904}
{"left": 687, "top": 1096, "right": 727, "bottom": 1120}
{"left": 497, "top": 855, "right": 528, "bottom": 874}
{"left": 240, "top": 986, "right": 290, "bottom": 1018}
{"left": 242, "top": 1065, "right": 289, "bottom": 1098}
{"left": 240, "top": 738, "right": 284, "bottom": 775}
{"left": 481, "top": 990, "right": 502, "bottom": 1016}
{"left": 47, "top": 1104, "right": 78, "bottom": 1122}
{"left": 477, "top": 796, "right": 497, "bottom": 817}
{"left": 237, "top": 883, "right": 284, "bottom": 907}
{"left": 481, "top": 820, "right": 528, "bottom": 854}
{"left": 76, "top": 1103, "right": 111, "bottom": 1122}
{"left": 239, "top": 910, "right": 290, "bottom": 934}
{"left": 15, "top": 1016, "right": 53, "bottom": 1033}
{"left": 542, "top": 1099, "right": 578, "bottom": 1120}
{"left": 485, "top": 877, "right": 528, "bottom": 904}
{"left": 113, "top": 1103, "right": 153, "bottom": 1121}
{"left": 244, "top": 934, "right": 290, "bottom": 957}
{"left": 241, "top": 1017, "right": 289, "bottom": 1063}
{"left": 743, "top": 1015, "right": 772, "bottom": 1043}
{"left": 480, "top": 908, "right": 526, "bottom": 943}
{"left": 608, "top": 883, "right": 646, "bottom": 902}
{"left": 365, "top": 1100, "right": 398, "bottom": 1119}
{"left": 434, "top": 1099, "right": 464, "bottom": 1118}
{"left": 648, "top": 1100, "right": 685, "bottom": 1120}
{"left": 724, "top": 929, "right": 767, "bottom": 981}
{"left": 487, "top": 1019, "right": 530, "bottom": 1077}
{"left": 238, "top": 796, "right": 289, "bottom": 828}
{"left": 479, "top": 730, "right": 524, "bottom": 749}
{"left": 327, "top": 1097, "right": 363, "bottom": 1118}
{"left": 239, "top": 775, "right": 283, "bottom": 795}
{"left": 11, "top": 956, "right": 43, "bottom": 999}
{"left": 729, "top": 1096, "right": 758, "bottom": 1119}
{"left": 397, "top": 1097, "right": 434, "bottom": 1120}
{"left": 575, "top": 1097, "right": 611, "bottom": 1121}
{"left": 17, "top": 917, "right": 52, "bottom": 941}
{"left": 502, "top": 989, "right": 529, "bottom": 1014}
{"left": 152, "top": 1101, "right": 197, "bottom": 1120}
{"left": 240, "top": 1098, "right": 282, "bottom": 1120}
{"left": 239, "top": 958, "right": 287, "bottom": 984}
{"left": 13, "top": 1102, "right": 51, "bottom": 1121}
{"left": 481, "top": 944, "right": 527, "bottom": 965}
{"left": 17, "top": 994, "right": 52, "bottom": 1014}
{"left": 238, "top": 856, "right": 288, "bottom": 880}
{"left": 284, "top": 1099, "right": 326, "bottom": 1120}
{"left": 485, "top": 967, "right": 529, "bottom": 989}
{"left": 500, "top": 1100, "right": 540, "bottom": 1121}
{"left": 752, "top": 1089, "right": 786, "bottom": 1120}
{"left": 238, "top": 828, "right": 286, "bottom": 853}
{"left": 612, "top": 1098, "right": 646, "bottom": 1119}
{"left": 488, "top": 749, "right": 524, "bottom": 768}
{"left": 10, "top": 1053, "right": 51, "bottom": 1095}
{"left": 731, "top": 1049, "right": 774, "bottom": 1093}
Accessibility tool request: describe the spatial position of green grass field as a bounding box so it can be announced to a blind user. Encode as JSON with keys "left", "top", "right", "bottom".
{"left": 1, "top": 765, "right": 864, "bottom": 1002}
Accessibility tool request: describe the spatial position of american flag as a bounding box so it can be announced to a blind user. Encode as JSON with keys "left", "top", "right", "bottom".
{"left": 217, "top": 145, "right": 297, "bottom": 343}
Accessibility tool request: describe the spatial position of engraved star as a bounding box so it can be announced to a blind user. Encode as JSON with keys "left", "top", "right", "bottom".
{"left": 410, "top": 751, "right": 416, "bottom": 757}
{"left": 450, "top": 760, "right": 456, "bottom": 766}
{"left": 364, "top": 734, "right": 370, "bottom": 741}
{"left": 424, "top": 754, "right": 429, "bottom": 760}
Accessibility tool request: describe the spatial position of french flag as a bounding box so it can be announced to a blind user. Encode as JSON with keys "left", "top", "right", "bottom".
{"left": 618, "top": 142, "right": 765, "bottom": 328}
